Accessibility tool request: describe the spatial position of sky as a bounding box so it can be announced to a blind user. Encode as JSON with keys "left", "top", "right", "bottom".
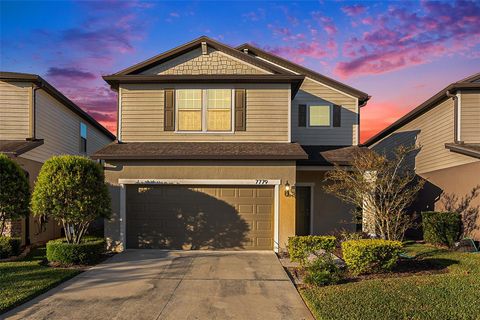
{"left": 1, "top": 0, "right": 479, "bottom": 142}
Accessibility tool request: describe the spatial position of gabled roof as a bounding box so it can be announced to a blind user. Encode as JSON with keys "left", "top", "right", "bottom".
{"left": 236, "top": 43, "right": 370, "bottom": 105}
{"left": 0, "top": 72, "right": 116, "bottom": 140}
{"left": 364, "top": 72, "right": 480, "bottom": 146}
{"left": 112, "top": 36, "right": 293, "bottom": 76}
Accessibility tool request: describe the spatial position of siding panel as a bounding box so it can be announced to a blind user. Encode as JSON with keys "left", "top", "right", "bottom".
{"left": 0, "top": 81, "right": 31, "bottom": 140}
{"left": 292, "top": 78, "right": 358, "bottom": 145}
{"left": 120, "top": 83, "right": 289, "bottom": 142}
{"left": 460, "top": 90, "right": 480, "bottom": 143}
{"left": 372, "top": 98, "right": 477, "bottom": 174}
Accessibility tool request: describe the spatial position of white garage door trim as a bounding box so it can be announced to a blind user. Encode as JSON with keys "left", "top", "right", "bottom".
{"left": 118, "top": 179, "right": 281, "bottom": 252}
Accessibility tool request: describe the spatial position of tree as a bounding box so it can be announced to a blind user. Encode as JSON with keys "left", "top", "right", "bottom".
{"left": 323, "top": 146, "right": 424, "bottom": 241}
{"left": 31, "top": 155, "right": 111, "bottom": 244}
{"left": 0, "top": 154, "right": 30, "bottom": 235}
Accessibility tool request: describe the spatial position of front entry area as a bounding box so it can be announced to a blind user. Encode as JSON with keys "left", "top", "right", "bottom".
{"left": 126, "top": 185, "right": 274, "bottom": 250}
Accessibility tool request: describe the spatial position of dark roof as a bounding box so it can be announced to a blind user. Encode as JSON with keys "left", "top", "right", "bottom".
{"left": 0, "top": 72, "right": 116, "bottom": 140}
{"left": 445, "top": 143, "right": 480, "bottom": 159}
{"left": 0, "top": 139, "right": 44, "bottom": 157}
{"left": 236, "top": 43, "right": 370, "bottom": 105}
{"left": 92, "top": 142, "right": 308, "bottom": 160}
{"left": 103, "top": 74, "right": 305, "bottom": 96}
{"left": 364, "top": 73, "right": 480, "bottom": 146}
{"left": 110, "top": 36, "right": 293, "bottom": 76}
{"left": 298, "top": 145, "right": 368, "bottom": 166}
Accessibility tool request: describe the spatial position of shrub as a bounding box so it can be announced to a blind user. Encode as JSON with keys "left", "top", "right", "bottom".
{"left": 0, "top": 154, "right": 30, "bottom": 235}
{"left": 0, "top": 236, "right": 21, "bottom": 259}
{"left": 46, "top": 237, "right": 106, "bottom": 265}
{"left": 288, "top": 236, "right": 336, "bottom": 262}
{"left": 422, "top": 211, "right": 461, "bottom": 247}
{"left": 31, "top": 156, "right": 111, "bottom": 244}
{"left": 341, "top": 239, "right": 403, "bottom": 275}
{"left": 304, "top": 253, "right": 343, "bottom": 286}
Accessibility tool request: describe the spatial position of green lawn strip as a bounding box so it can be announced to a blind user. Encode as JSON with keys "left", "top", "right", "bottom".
{"left": 0, "top": 247, "right": 81, "bottom": 314}
{"left": 300, "top": 244, "right": 480, "bottom": 320}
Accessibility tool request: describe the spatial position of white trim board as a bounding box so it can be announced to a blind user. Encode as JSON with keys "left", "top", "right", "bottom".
{"left": 117, "top": 178, "right": 281, "bottom": 252}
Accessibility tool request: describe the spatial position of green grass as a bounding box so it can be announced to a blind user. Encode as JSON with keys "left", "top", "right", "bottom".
{"left": 0, "top": 246, "right": 81, "bottom": 314}
{"left": 301, "top": 243, "right": 480, "bottom": 320}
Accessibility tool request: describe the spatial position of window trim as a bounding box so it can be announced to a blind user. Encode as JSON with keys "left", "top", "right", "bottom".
{"left": 307, "top": 103, "right": 333, "bottom": 128}
{"left": 175, "top": 89, "right": 235, "bottom": 134}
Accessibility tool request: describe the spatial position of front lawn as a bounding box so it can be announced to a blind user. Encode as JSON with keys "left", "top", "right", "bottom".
{"left": 301, "top": 243, "right": 480, "bottom": 320}
{"left": 0, "top": 246, "right": 81, "bottom": 314}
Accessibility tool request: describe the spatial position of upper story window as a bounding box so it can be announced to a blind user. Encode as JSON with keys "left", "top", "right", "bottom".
{"left": 308, "top": 105, "right": 331, "bottom": 127}
{"left": 176, "top": 89, "right": 233, "bottom": 132}
{"left": 80, "top": 122, "right": 87, "bottom": 153}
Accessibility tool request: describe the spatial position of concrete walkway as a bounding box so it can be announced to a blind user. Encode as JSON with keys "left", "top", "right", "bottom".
{"left": 4, "top": 250, "right": 313, "bottom": 320}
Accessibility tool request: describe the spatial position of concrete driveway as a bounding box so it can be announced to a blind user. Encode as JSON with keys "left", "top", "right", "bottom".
{"left": 4, "top": 250, "right": 313, "bottom": 320}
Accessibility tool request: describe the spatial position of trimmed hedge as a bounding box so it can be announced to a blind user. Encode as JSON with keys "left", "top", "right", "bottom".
{"left": 341, "top": 239, "right": 403, "bottom": 275}
{"left": 46, "top": 237, "right": 106, "bottom": 265}
{"left": 422, "top": 211, "right": 461, "bottom": 247}
{"left": 0, "top": 236, "right": 21, "bottom": 259}
{"left": 288, "top": 236, "right": 336, "bottom": 262}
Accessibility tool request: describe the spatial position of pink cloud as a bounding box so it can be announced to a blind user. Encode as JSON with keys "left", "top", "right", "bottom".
{"left": 264, "top": 41, "right": 331, "bottom": 63}
{"left": 341, "top": 4, "right": 366, "bottom": 16}
{"left": 46, "top": 67, "right": 96, "bottom": 80}
{"left": 335, "top": 0, "right": 480, "bottom": 78}
{"left": 311, "top": 12, "right": 338, "bottom": 35}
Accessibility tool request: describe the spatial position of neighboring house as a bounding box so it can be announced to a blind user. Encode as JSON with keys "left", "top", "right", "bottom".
{"left": 0, "top": 72, "right": 115, "bottom": 245}
{"left": 365, "top": 73, "right": 480, "bottom": 239}
{"left": 93, "top": 36, "right": 370, "bottom": 252}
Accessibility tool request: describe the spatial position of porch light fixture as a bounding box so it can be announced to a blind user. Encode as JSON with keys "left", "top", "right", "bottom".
{"left": 284, "top": 181, "right": 295, "bottom": 197}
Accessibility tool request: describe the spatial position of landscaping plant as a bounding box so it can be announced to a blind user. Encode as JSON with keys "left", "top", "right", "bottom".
{"left": 341, "top": 239, "right": 403, "bottom": 275}
{"left": 304, "top": 253, "right": 343, "bottom": 286}
{"left": 324, "top": 145, "right": 424, "bottom": 241}
{"left": 288, "top": 235, "right": 336, "bottom": 262}
{"left": 0, "top": 236, "right": 21, "bottom": 259}
{"left": 0, "top": 154, "right": 30, "bottom": 236}
{"left": 422, "top": 211, "right": 461, "bottom": 247}
{"left": 31, "top": 155, "right": 111, "bottom": 244}
{"left": 46, "top": 237, "right": 106, "bottom": 265}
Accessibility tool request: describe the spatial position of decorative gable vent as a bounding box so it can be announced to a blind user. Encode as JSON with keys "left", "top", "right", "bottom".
{"left": 201, "top": 42, "right": 208, "bottom": 55}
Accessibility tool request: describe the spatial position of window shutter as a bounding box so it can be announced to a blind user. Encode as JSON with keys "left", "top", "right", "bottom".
{"left": 235, "top": 89, "right": 246, "bottom": 131}
{"left": 298, "top": 104, "right": 307, "bottom": 127}
{"left": 333, "top": 104, "right": 341, "bottom": 127}
{"left": 164, "top": 89, "right": 175, "bottom": 131}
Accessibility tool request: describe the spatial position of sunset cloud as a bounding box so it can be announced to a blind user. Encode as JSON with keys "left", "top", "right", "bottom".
{"left": 46, "top": 67, "right": 96, "bottom": 80}
{"left": 341, "top": 4, "right": 366, "bottom": 16}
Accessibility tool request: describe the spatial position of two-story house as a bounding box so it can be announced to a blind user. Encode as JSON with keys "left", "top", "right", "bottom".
{"left": 93, "top": 37, "right": 370, "bottom": 252}
{"left": 366, "top": 73, "right": 480, "bottom": 239}
{"left": 0, "top": 72, "right": 115, "bottom": 244}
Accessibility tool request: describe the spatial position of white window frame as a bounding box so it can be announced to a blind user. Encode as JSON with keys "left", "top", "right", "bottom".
{"left": 307, "top": 103, "right": 333, "bottom": 128}
{"left": 175, "top": 89, "right": 235, "bottom": 134}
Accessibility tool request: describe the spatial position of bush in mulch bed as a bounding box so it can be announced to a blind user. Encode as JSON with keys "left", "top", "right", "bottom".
{"left": 46, "top": 237, "right": 106, "bottom": 265}
{"left": 422, "top": 211, "right": 461, "bottom": 247}
{"left": 0, "top": 236, "right": 21, "bottom": 259}
{"left": 288, "top": 235, "right": 336, "bottom": 263}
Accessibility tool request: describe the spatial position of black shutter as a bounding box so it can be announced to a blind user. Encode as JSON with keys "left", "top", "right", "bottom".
{"left": 333, "top": 104, "right": 341, "bottom": 127}
{"left": 235, "top": 89, "right": 246, "bottom": 131}
{"left": 164, "top": 89, "right": 175, "bottom": 131}
{"left": 298, "top": 104, "right": 307, "bottom": 127}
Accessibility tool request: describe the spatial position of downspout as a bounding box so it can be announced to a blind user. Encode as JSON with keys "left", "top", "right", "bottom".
{"left": 446, "top": 90, "right": 461, "bottom": 143}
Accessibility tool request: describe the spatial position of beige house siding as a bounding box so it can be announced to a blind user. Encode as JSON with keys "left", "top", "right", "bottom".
{"left": 460, "top": 90, "right": 480, "bottom": 143}
{"left": 0, "top": 80, "right": 32, "bottom": 140}
{"left": 22, "top": 90, "right": 112, "bottom": 163}
{"left": 120, "top": 83, "right": 290, "bottom": 142}
{"left": 104, "top": 160, "right": 296, "bottom": 251}
{"left": 140, "top": 48, "right": 271, "bottom": 75}
{"left": 292, "top": 78, "right": 358, "bottom": 146}
{"left": 372, "top": 97, "right": 477, "bottom": 174}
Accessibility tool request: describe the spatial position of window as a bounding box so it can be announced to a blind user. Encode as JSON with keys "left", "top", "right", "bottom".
{"left": 177, "top": 89, "right": 202, "bottom": 131}
{"left": 207, "top": 89, "right": 232, "bottom": 131}
{"left": 308, "top": 105, "right": 331, "bottom": 127}
{"left": 80, "top": 122, "right": 87, "bottom": 153}
{"left": 176, "top": 89, "right": 233, "bottom": 132}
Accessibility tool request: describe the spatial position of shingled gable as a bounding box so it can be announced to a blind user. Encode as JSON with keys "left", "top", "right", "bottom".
{"left": 236, "top": 43, "right": 370, "bottom": 106}
{"left": 111, "top": 36, "right": 293, "bottom": 76}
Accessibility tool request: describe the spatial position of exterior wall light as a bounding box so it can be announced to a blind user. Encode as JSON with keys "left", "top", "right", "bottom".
{"left": 284, "top": 181, "right": 295, "bottom": 197}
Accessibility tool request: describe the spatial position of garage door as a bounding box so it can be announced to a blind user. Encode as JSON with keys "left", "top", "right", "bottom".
{"left": 126, "top": 185, "right": 274, "bottom": 250}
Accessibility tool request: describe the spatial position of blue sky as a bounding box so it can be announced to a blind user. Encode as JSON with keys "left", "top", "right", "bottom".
{"left": 1, "top": 0, "right": 479, "bottom": 140}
